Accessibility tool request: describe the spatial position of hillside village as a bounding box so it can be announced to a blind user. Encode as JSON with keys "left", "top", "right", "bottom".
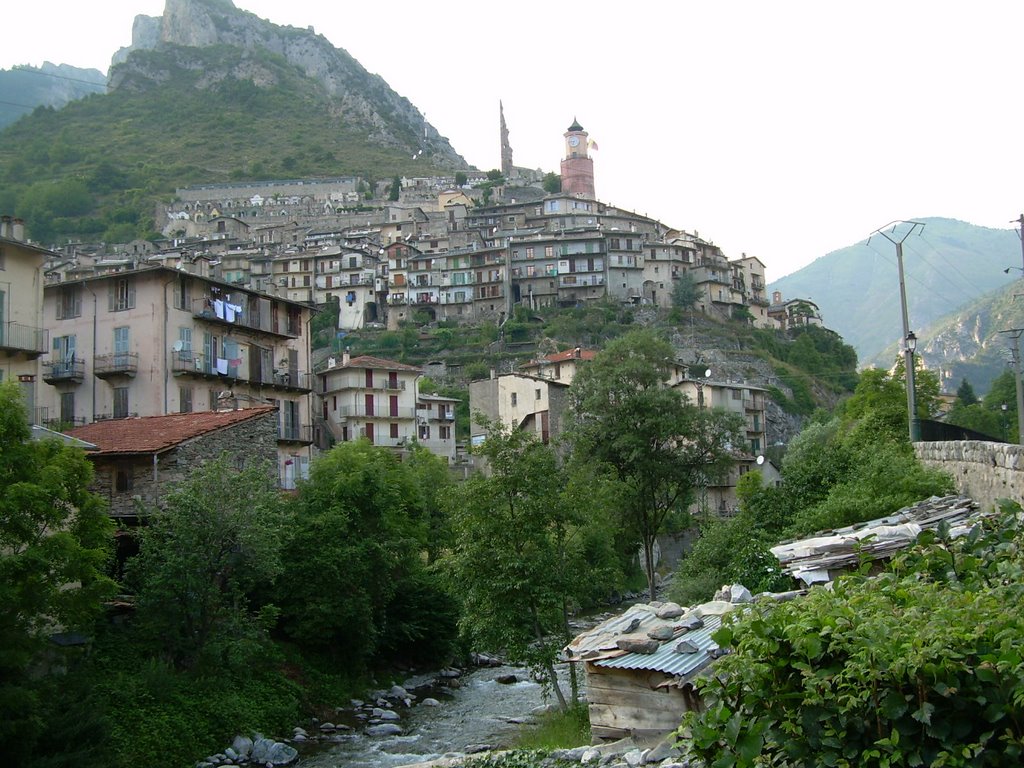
{"left": 1, "top": 116, "right": 823, "bottom": 505}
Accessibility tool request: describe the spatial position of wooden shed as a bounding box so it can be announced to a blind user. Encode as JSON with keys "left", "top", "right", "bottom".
{"left": 565, "top": 600, "right": 737, "bottom": 742}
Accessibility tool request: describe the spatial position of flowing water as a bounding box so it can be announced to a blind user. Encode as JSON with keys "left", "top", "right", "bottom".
{"left": 293, "top": 663, "right": 573, "bottom": 768}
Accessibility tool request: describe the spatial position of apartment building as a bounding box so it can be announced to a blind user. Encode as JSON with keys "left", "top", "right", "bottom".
{"left": 0, "top": 217, "right": 51, "bottom": 422}
{"left": 39, "top": 263, "right": 315, "bottom": 485}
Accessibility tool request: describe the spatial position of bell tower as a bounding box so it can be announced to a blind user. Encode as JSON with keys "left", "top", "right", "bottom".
{"left": 560, "top": 117, "right": 595, "bottom": 198}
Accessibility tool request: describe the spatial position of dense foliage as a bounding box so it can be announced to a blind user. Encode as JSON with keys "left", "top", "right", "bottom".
{"left": 0, "top": 382, "right": 116, "bottom": 762}
{"left": 569, "top": 329, "right": 744, "bottom": 600}
{"left": 443, "top": 422, "right": 621, "bottom": 707}
{"left": 678, "top": 504, "right": 1024, "bottom": 767}
{"left": 671, "top": 366, "right": 954, "bottom": 606}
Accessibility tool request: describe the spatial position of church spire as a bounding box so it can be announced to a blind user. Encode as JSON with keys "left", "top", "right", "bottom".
{"left": 500, "top": 101, "right": 514, "bottom": 178}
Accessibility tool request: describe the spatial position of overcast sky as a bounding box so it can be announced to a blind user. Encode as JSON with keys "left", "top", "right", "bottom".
{"left": 3, "top": 1, "right": 1022, "bottom": 281}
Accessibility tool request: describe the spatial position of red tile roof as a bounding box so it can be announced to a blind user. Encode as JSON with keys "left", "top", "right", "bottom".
{"left": 65, "top": 406, "right": 277, "bottom": 456}
{"left": 342, "top": 355, "right": 422, "bottom": 372}
{"left": 523, "top": 348, "right": 597, "bottom": 366}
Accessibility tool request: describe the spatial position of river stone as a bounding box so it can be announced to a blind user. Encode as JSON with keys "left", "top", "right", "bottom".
{"left": 655, "top": 602, "right": 684, "bottom": 619}
{"left": 377, "top": 710, "right": 401, "bottom": 721}
{"left": 465, "top": 744, "right": 492, "bottom": 754}
{"left": 422, "top": 697, "right": 441, "bottom": 706}
{"left": 390, "top": 684, "right": 410, "bottom": 699}
{"left": 674, "top": 639, "right": 700, "bottom": 654}
{"left": 320, "top": 722, "right": 336, "bottom": 731}
{"left": 616, "top": 638, "right": 659, "bottom": 654}
{"left": 293, "top": 733, "right": 307, "bottom": 742}
{"left": 366, "top": 723, "right": 402, "bottom": 737}
{"left": 224, "top": 747, "right": 239, "bottom": 760}
{"left": 350, "top": 698, "right": 364, "bottom": 707}
{"left": 231, "top": 736, "right": 253, "bottom": 758}
{"left": 644, "top": 738, "right": 681, "bottom": 763}
{"left": 439, "top": 668, "right": 461, "bottom": 678}
{"left": 646, "top": 625, "right": 675, "bottom": 641}
{"left": 250, "top": 737, "right": 298, "bottom": 765}
{"left": 495, "top": 674, "right": 518, "bottom": 684}
{"left": 624, "top": 748, "right": 646, "bottom": 767}
{"left": 551, "top": 746, "right": 590, "bottom": 761}
{"left": 679, "top": 615, "right": 705, "bottom": 631}
{"left": 581, "top": 747, "right": 602, "bottom": 763}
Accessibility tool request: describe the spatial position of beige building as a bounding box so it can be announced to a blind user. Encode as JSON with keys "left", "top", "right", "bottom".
{"left": 469, "top": 372, "right": 571, "bottom": 447}
{"left": 39, "top": 264, "right": 315, "bottom": 485}
{"left": 0, "top": 217, "right": 51, "bottom": 422}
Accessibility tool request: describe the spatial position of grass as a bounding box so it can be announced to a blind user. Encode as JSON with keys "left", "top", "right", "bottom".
{"left": 513, "top": 703, "right": 591, "bottom": 750}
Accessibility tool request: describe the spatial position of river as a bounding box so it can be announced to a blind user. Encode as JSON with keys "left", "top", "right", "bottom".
{"left": 293, "top": 661, "right": 576, "bottom": 768}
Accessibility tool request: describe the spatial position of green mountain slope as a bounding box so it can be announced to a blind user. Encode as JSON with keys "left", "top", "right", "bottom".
{"left": 768, "top": 217, "right": 1021, "bottom": 367}
{"left": 0, "top": 63, "right": 106, "bottom": 130}
{"left": 0, "top": 0, "right": 467, "bottom": 245}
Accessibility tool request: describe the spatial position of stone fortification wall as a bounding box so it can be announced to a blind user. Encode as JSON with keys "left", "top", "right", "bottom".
{"left": 913, "top": 441, "right": 1023, "bottom": 512}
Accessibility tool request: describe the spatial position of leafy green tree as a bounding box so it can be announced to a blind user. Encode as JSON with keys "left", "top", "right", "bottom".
{"left": 956, "top": 377, "right": 978, "bottom": 406}
{"left": 454, "top": 171, "right": 468, "bottom": 187}
{"left": 0, "top": 382, "right": 116, "bottom": 759}
{"left": 277, "top": 441, "right": 456, "bottom": 667}
{"left": 128, "top": 456, "right": 288, "bottom": 670}
{"left": 670, "top": 273, "right": 700, "bottom": 312}
{"left": 388, "top": 175, "right": 402, "bottom": 201}
{"left": 568, "top": 329, "right": 743, "bottom": 600}
{"left": 542, "top": 172, "right": 561, "bottom": 194}
{"left": 678, "top": 506, "right": 1024, "bottom": 767}
{"left": 444, "top": 422, "right": 618, "bottom": 708}
{"left": 485, "top": 168, "right": 505, "bottom": 182}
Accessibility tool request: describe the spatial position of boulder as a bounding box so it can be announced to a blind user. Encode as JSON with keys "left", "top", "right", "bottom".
{"left": 421, "top": 697, "right": 441, "bottom": 707}
{"left": 250, "top": 737, "right": 298, "bottom": 765}
{"left": 230, "top": 736, "right": 253, "bottom": 758}
{"left": 495, "top": 674, "right": 519, "bottom": 685}
{"left": 655, "top": 602, "right": 684, "bottom": 620}
{"left": 646, "top": 626, "right": 675, "bottom": 641}
{"left": 616, "top": 638, "right": 659, "bottom": 654}
{"left": 366, "top": 723, "right": 402, "bottom": 737}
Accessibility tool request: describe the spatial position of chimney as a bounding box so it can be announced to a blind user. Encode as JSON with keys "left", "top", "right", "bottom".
{"left": 11, "top": 218, "right": 25, "bottom": 241}
{"left": 342, "top": 346, "right": 351, "bottom": 366}
{"left": 772, "top": 290, "right": 782, "bottom": 304}
{"left": 0, "top": 215, "right": 10, "bottom": 238}
{"left": 574, "top": 346, "right": 582, "bottom": 359}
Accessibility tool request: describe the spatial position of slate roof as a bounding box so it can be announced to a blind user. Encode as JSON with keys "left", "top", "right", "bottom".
{"left": 770, "top": 494, "right": 984, "bottom": 585}
{"left": 340, "top": 355, "right": 422, "bottom": 372}
{"left": 527, "top": 348, "right": 597, "bottom": 365}
{"left": 65, "top": 406, "right": 277, "bottom": 456}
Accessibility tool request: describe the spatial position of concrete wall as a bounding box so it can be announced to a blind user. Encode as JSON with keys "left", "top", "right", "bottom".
{"left": 914, "top": 441, "right": 1024, "bottom": 512}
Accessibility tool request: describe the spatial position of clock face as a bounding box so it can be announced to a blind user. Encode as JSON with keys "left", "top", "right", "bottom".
{"left": 568, "top": 135, "right": 580, "bottom": 147}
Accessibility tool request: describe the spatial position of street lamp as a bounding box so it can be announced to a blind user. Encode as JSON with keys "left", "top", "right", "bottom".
{"left": 694, "top": 367, "right": 711, "bottom": 408}
{"left": 905, "top": 331, "right": 920, "bottom": 441}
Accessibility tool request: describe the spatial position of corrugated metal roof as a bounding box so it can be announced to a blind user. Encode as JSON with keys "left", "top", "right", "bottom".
{"left": 595, "top": 613, "right": 723, "bottom": 680}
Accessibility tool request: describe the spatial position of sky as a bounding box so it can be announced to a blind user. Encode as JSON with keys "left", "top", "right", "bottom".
{"left": 3, "top": 1, "right": 1023, "bottom": 281}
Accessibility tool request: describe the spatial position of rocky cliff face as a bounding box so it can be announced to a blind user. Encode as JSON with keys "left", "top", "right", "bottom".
{"left": 111, "top": 0, "right": 467, "bottom": 168}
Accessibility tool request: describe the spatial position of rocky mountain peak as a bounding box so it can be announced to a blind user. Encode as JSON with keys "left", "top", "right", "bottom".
{"left": 110, "top": 0, "right": 467, "bottom": 168}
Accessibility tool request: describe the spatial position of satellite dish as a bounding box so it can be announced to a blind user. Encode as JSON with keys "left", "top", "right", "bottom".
{"left": 703, "top": 368, "right": 712, "bottom": 378}
{"left": 756, "top": 455, "right": 765, "bottom": 466}
{"left": 172, "top": 340, "right": 184, "bottom": 352}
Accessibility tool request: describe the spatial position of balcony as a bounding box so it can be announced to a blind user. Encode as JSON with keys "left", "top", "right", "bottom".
{"left": 559, "top": 275, "right": 605, "bottom": 288}
{"left": 44, "top": 416, "right": 87, "bottom": 430}
{"left": 94, "top": 353, "right": 139, "bottom": 379}
{"left": 43, "top": 358, "right": 86, "bottom": 385}
{"left": 1, "top": 322, "right": 48, "bottom": 358}
{"left": 336, "top": 405, "right": 416, "bottom": 419}
{"left": 191, "top": 298, "right": 299, "bottom": 339}
{"left": 170, "top": 350, "right": 312, "bottom": 393}
{"left": 279, "top": 424, "right": 314, "bottom": 445}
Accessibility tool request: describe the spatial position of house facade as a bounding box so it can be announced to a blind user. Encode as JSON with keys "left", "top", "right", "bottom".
{"left": 40, "top": 264, "right": 314, "bottom": 486}
{"left": 0, "top": 217, "right": 50, "bottom": 423}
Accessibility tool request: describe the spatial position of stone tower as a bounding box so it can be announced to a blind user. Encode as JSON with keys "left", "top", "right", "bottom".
{"left": 560, "top": 118, "right": 595, "bottom": 198}
{"left": 500, "top": 101, "right": 514, "bottom": 179}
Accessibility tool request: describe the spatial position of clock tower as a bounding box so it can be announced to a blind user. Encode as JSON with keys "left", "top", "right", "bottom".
{"left": 560, "top": 118, "right": 595, "bottom": 199}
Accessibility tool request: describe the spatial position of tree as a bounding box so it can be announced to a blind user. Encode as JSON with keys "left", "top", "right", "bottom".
{"left": 388, "top": 175, "right": 402, "bottom": 201}
{"left": 277, "top": 441, "right": 457, "bottom": 667}
{"left": 443, "top": 422, "right": 618, "bottom": 708}
{"left": 956, "top": 377, "right": 978, "bottom": 406}
{"left": 454, "top": 171, "right": 468, "bottom": 187}
{"left": 671, "top": 273, "right": 701, "bottom": 312}
{"left": 542, "top": 172, "right": 561, "bottom": 194}
{"left": 128, "top": 456, "right": 289, "bottom": 669}
{"left": 485, "top": 168, "right": 505, "bottom": 183}
{"left": 0, "top": 382, "right": 116, "bottom": 758}
{"left": 568, "top": 329, "right": 743, "bottom": 600}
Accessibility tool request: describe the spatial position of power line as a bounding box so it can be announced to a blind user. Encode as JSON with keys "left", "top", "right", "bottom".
{"left": 5, "top": 65, "right": 107, "bottom": 90}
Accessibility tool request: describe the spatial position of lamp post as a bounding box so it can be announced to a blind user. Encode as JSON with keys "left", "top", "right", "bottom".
{"left": 694, "top": 367, "right": 711, "bottom": 408}
{"left": 905, "top": 331, "right": 920, "bottom": 441}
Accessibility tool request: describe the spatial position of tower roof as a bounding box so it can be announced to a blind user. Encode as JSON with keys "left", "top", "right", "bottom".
{"left": 567, "top": 117, "right": 584, "bottom": 132}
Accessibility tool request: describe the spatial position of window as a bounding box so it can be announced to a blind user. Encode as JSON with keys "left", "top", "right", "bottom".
{"left": 113, "top": 387, "right": 129, "bottom": 419}
{"left": 535, "top": 388, "right": 541, "bottom": 401}
{"left": 114, "top": 326, "right": 130, "bottom": 364}
{"left": 115, "top": 465, "right": 133, "bottom": 493}
{"left": 544, "top": 246, "right": 554, "bottom": 258}
{"left": 109, "top": 278, "right": 135, "bottom": 312}
{"left": 57, "top": 285, "right": 81, "bottom": 319}
{"left": 440, "top": 425, "right": 451, "bottom": 440}
{"left": 179, "top": 386, "right": 193, "bottom": 414}
{"left": 60, "top": 392, "right": 75, "bottom": 425}
{"left": 418, "top": 423, "right": 430, "bottom": 440}
{"left": 174, "top": 275, "right": 191, "bottom": 310}
{"left": 390, "top": 423, "right": 399, "bottom": 439}
{"left": 750, "top": 438, "right": 761, "bottom": 453}
{"left": 510, "top": 392, "right": 517, "bottom": 406}
{"left": 525, "top": 246, "right": 534, "bottom": 259}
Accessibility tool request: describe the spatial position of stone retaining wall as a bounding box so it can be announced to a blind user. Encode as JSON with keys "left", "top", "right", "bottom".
{"left": 913, "top": 441, "right": 1024, "bottom": 512}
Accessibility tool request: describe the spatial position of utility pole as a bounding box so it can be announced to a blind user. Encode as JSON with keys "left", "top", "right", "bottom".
{"left": 1013, "top": 214, "right": 1024, "bottom": 274}
{"left": 870, "top": 221, "right": 925, "bottom": 442}
{"left": 998, "top": 328, "right": 1024, "bottom": 445}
